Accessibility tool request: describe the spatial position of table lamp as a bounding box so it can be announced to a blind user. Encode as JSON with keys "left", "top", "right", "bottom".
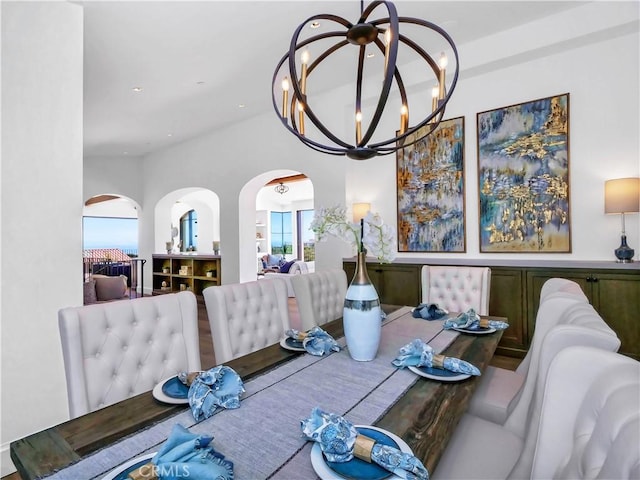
{"left": 604, "top": 177, "right": 640, "bottom": 262}
{"left": 352, "top": 203, "right": 371, "bottom": 223}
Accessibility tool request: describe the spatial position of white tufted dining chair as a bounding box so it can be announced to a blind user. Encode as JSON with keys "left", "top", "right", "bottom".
{"left": 203, "top": 278, "right": 291, "bottom": 364}
{"left": 468, "top": 279, "right": 594, "bottom": 425}
{"left": 58, "top": 291, "right": 201, "bottom": 418}
{"left": 433, "top": 345, "right": 639, "bottom": 480}
{"left": 290, "top": 269, "right": 348, "bottom": 331}
{"left": 530, "top": 346, "right": 640, "bottom": 480}
{"left": 420, "top": 265, "right": 491, "bottom": 315}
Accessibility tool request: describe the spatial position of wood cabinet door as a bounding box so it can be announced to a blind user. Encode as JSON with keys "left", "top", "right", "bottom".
{"left": 590, "top": 272, "right": 640, "bottom": 360}
{"left": 490, "top": 268, "right": 526, "bottom": 357}
{"left": 343, "top": 262, "right": 421, "bottom": 307}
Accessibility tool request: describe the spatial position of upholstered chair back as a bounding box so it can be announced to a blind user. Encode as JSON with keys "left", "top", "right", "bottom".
{"left": 433, "top": 337, "right": 629, "bottom": 480}
{"left": 530, "top": 346, "right": 639, "bottom": 480}
{"left": 203, "top": 278, "right": 291, "bottom": 364}
{"left": 291, "top": 269, "right": 348, "bottom": 332}
{"left": 420, "top": 265, "right": 491, "bottom": 315}
{"left": 58, "top": 291, "right": 201, "bottom": 418}
{"left": 468, "top": 278, "right": 593, "bottom": 425}
{"left": 505, "top": 306, "right": 620, "bottom": 478}
{"left": 538, "top": 277, "right": 587, "bottom": 304}
{"left": 515, "top": 279, "right": 589, "bottom": 376}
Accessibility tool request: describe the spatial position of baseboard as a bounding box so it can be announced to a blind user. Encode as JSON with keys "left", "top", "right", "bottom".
{"left": 1, "top": 442, "right": 17, "bottom": 477}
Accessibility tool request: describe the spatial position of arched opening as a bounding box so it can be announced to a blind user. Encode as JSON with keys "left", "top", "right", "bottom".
{"left": 82, "top": 194, "right": 142, "bottom": 302}
{"left": 155, "top": 188, "right": 220, "bottom": 255}
{"left": 239, "top": 170, "right": 315, "bottom": 282}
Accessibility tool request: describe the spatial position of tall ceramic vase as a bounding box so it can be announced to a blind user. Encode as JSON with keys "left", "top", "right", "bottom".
{"left": 343, "top": 251, "right": 382, "bottom": 361}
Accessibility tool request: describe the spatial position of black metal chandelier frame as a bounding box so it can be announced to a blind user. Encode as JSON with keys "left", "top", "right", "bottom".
{"left": 272, "top": 0, "right": 459, "bottom": 160}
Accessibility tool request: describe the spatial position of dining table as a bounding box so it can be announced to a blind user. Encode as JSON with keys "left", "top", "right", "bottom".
{"left": 10, "top": 305, "right": 505, "bottom": 480}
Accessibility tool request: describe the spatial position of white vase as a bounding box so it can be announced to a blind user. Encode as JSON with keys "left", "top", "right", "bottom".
{"left": 343, "top": 251, "right": 382, "bottom": 361}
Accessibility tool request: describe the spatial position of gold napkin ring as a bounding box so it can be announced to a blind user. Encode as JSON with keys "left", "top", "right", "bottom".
{"left": 479, "top": 318, "right": 489, "bottom": 328}
{"left": 432, "top": 354, "right": 445, "bottom": 369}
{"left": 185, "top": 372, "right": 200, "bottom": 386}
{"left": 354, "top": 434, "right": 376, "bottom": 463}
{"left": 127, "top": 462, "right": 157, "bottom": 480}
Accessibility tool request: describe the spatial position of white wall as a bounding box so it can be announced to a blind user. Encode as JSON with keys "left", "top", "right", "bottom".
{"left": 1, "top": 2, "right": 84, "bottom": 475}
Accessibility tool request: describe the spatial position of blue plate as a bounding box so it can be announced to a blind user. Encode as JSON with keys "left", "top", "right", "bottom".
{"left": 414, "top": 366, "right": 461, "bottom": 378}
{"left": 453, "top": 326, "right": 496, "bottom": 335}
{"left": 161, "top": 376, "right": 189, "bottom": 399}
{"left": 101, "top": 453, "right": 156, "bottom": 480}
{"left": 286, "top": 337, "right": 304, "bottom": 348}
{"left": 325, "top": 427, "right": 399, "bottom": 480}
{"left": 280, "top": 336, "right": 306, "bottom": 352}
{"left": 408, "top": 365, "right": 471, "bottom": 382}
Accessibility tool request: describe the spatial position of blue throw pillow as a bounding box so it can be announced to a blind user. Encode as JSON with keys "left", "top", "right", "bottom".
{"left": 266, "top": 254, "right": 283, "bottom": 267}
{"left": 279, "top": 260, "right": 297, "bottom": 274}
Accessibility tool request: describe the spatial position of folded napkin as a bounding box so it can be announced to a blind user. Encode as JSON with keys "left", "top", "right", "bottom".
{"left": 128, "top": 424, "right": 233, "bottom": 480}
{"left": 412, "top": 303, "right": 448, "bottom": 320}
{"left": 285, "top": 326, "right": 340, "bottom": 356}
{"left": 301, "top": 407, "right": 429, "bottom": 480}
{"left": 392, "top": 339, "right": 481, "bottom": 376}
{"left": 442, "top": 308, "right": 509, "bottom": 330}
{"left": 178, "top": 366, "right": 244, "bottom": 422}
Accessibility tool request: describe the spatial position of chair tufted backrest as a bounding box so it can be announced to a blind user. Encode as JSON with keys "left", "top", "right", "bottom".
{"left": 58, "top": 291, "right": 201, "bottom": 419}
{"left": 530, "top": 346, "right": 639, "bottom": 480}
{"left": 516, "top": 278, "right": 589, "bottom": 376}
{"left": 203, "top": 278, "right": 291, "bottom": 364}
{"left": 506, "top": 305, "right": 621, "bottom": 478}
{"left": 420, "top": 265, "right": 491, "bottom": 315}
{"left": 291, "top": 269, "right": 348, "bottom": 331}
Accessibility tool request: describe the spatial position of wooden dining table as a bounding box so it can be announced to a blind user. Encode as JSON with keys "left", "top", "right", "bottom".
{"left": 10, "top": 306, "right": 505, "bottom": 479}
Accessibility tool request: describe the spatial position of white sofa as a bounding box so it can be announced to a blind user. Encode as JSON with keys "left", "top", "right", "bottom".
{"left": 261, "top": 261, "right": 315, "bottom": 297}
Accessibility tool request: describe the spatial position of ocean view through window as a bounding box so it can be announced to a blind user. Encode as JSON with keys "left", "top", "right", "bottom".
{"left": 83, "top": 216, "right": 138, "bottom": 256}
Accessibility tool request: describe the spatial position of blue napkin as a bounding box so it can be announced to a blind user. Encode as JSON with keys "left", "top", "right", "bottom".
{"left": 285, "top": 327, "right": 340, "bottom": 356}
{"left": 442, "top": 308, "right": 509, "bottom": 330}
{"left": 412, "top": 303, "right": 448, "bottom": 320}
{"left": 151, "top": 424, "right": 233, "bottom": 479}
{"left": 179, "top": 366, "right": 244, "bottom": 422}
{"left": 392, "top": 339, "right": 481, "bottom": 376}
{"left": 301, "top": 407, "right": 429, "bottom": 480}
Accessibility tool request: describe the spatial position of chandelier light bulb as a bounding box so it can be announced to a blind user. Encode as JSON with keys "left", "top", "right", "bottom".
{"left": 272, "top": 0, "right": 459, "bottom": 160}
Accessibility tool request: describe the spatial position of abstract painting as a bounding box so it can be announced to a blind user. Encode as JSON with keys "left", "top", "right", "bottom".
{"left": 477, "top": 93, "right": 570, "bottom": 252}
{"left": 396, "top": 116, "right": 465, "bottom": 252}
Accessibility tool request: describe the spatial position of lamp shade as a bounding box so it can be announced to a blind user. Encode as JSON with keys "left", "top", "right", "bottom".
{"left": 604, "top": 177, "right": 640, "bottom": 214}
{"left": 352, "top": 203, "right": 371, "bottom": 223}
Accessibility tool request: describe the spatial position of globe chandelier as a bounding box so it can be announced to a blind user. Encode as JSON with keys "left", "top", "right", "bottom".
{"left": 274, "top": 182, "right": 289, "bottom": 194}
{"left": 272, "top": 0, "right": 459, "bottom": 160}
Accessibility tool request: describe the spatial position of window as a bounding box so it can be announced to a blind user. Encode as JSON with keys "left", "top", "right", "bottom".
{"left": 82, "top": 216, "right": 138, "bottom": 256}
{"left": 297, "top": 209, "right": 315, "bottom": 261}
{"left": 180, "top": 210, "right": 198, "bottom": 251}
{"left": 270, "top": 211, "right": 292, "bottom": 255}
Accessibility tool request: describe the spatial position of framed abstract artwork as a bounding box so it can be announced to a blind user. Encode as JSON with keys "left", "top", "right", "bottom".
{"left": 396, "top": 116, "right": 465, "bottom": 252}
{"left": 477, "top": 93, "right": 570, "bottom": 253}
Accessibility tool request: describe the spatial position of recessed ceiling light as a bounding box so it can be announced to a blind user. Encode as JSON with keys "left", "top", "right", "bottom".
{"left": 123, "top": 151, "right": 128, "bottom": 155}
{"left": 132, "top": 87, "right": 143, "bottom": 92}
{"left": 238, "top": 104, "right": 246, "bottom": 108}
{"left": 167, "top": 133, "right": 173, "bottom": 137}
{"left": 310, "top": 21, "right": 321, "bottom": 29}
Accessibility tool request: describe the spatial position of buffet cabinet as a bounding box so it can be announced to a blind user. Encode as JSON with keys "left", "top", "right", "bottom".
{"left": 152, "top": 254, "right": 221, "bottom": 297}
{"left": 343, "top": 260, "right": 639, "bottom": 360}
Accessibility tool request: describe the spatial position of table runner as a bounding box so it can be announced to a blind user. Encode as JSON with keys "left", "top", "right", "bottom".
{"left": 46, "top": 307, "right": 459, "bottom": 480}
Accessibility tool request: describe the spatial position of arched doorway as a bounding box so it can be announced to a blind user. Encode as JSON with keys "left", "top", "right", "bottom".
{"left": 239, "top": 170, "right": 315, "bottom": 283}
